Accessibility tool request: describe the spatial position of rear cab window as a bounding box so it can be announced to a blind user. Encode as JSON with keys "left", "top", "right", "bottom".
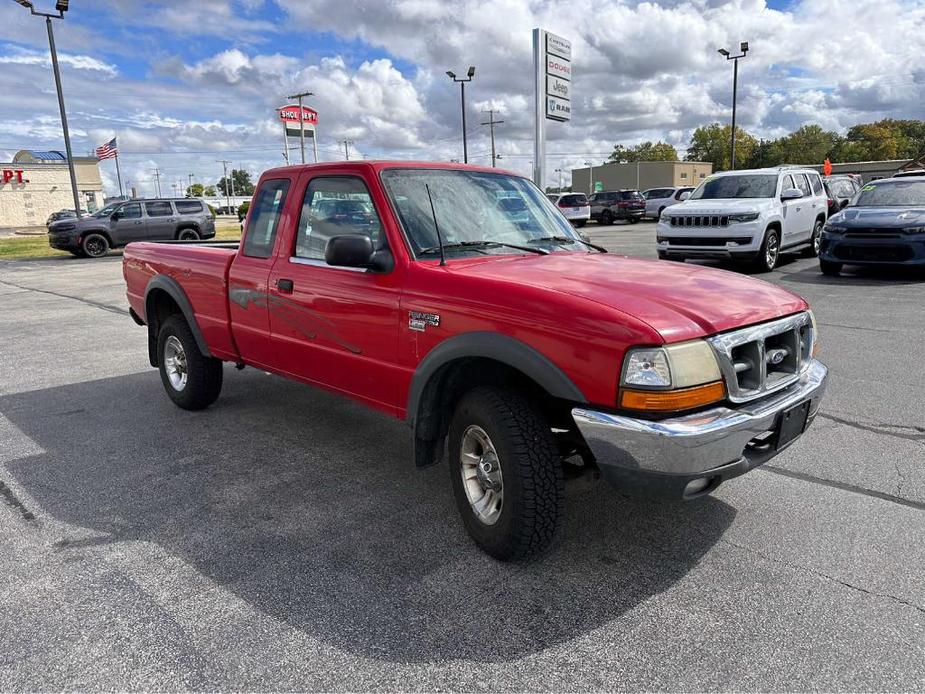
{"left": 242, "top": 179, "right": 290, "bottom": 258}
{"left": 809, "top": 174, "right": 824, "bottom": 195}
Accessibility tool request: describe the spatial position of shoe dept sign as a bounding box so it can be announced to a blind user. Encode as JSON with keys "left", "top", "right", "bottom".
{"left": 544, "top": 32, "right": 571, "bottom": 122}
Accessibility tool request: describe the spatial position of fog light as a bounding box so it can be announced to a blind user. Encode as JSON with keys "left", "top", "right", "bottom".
{"left": 684, "top": 477, "right": 711, "bottom": 496}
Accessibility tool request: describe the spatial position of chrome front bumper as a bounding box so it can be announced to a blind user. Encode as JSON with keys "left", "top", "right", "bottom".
{"left": 571, "top": 359, "right": 828, "bottom": 498}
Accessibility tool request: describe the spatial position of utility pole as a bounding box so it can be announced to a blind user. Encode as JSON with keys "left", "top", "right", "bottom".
{"left": 188, "top": 173, "right": 194, "bottom": 196}
{"left": 151, "top": 167, "right": 162, "bottom": 197}
{"left": 341, "top": 139, "right": 354, "bottom": 161}
{"left": 217, "top": 160, "right": 232, "bottom": 213}
{"left": 446, "top": 66, "right": 476, "bottom": 163}
{"left": 286, "top": 90, "right": 314, "bottom": 164}
{"left": 14, "top": 1, "right": 81, "bottom": 213}
{"left": 718, "top": 42, "right": 749, "bottom": 170}
{"left": 555, "top": 167, "right": 563, "bottom": 192}
{"left": 480, "top": 109, "right": 505, "bottom": 167}
{"left": 584, "top": 160, "right": 594, "bottom": 195}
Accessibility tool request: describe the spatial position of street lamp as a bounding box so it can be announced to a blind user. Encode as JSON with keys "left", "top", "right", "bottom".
{"left": 584, "top": 160, "right": 594, "bottom": 195}
{"left": 555, "top": 167, "right": 563, "bottom": 192}
{"left": 13, "top": 0, "right": 81, "bottom": 214}
{"left": 717, "top": 41, "right": 749, "bottom": 170}
{"left": 446, "top": 66, "right": 476, "bottom": 163}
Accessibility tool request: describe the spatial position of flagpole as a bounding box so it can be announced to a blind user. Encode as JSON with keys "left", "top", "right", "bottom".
{"left": 114, "top": 151, "right": 124, "bottom": 198}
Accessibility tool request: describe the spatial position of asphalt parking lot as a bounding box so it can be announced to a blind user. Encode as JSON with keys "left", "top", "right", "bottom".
{"left": 1, "top": 222, "right": 923, "bottom": 691}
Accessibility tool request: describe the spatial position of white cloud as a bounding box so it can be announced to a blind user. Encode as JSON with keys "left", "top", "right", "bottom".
{"left": 0, "top": 45, "right": 117, "bottom": 75}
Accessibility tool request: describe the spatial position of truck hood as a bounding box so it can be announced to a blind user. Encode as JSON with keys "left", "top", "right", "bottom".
{"left": 454, "top": 253, "right": 806, "bottom": 343}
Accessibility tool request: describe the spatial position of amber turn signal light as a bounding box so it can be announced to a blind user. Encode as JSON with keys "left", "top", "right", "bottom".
{"left": 619, "top": 381, "right": 726, "bottom": 412}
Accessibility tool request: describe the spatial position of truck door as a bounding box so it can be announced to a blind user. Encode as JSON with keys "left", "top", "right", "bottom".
{"left": 110, "top": 202, "right": 146, "bottom": 244}
{"left": 227, "top": 177, "right": 295, "bottom": 369}
{"left": 143, "top": 201, "right": 176, "bottom": 240}
{"left": 266, "top": 172, "right": 402, "bottom": 414}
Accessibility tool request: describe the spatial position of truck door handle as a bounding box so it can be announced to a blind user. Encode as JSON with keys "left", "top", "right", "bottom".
{"left": 276, "top": 278, "right": 294, "bottom": 293}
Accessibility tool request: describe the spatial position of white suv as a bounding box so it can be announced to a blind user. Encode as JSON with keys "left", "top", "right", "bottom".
{"left": 656, "top": 167, "right": 828, "bottom": 272}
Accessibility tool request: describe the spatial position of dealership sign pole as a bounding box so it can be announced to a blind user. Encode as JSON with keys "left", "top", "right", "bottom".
{"left": 278, "top": 104, "right": 319, "bottom": 164}
{"left": 533, "top": 29, "right": 571, "bottom": 190}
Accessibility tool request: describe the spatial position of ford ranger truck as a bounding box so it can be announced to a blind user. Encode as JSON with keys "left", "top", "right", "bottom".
{"left": 123, "top": 161, "right": 828, "bottom": 560}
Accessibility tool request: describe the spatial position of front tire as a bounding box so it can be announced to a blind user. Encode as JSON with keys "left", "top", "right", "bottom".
{"left": 601, "top": 210, "right": 613, "bottom": 226}
{"left": 448, "top": 386, "right": 564, "bottom": 560}
{"left": 82, "top": 233, "right": 109, "bottom": 258}
{"left": 751, "top": 228, "right": 781, "bottom": 272}
{"left": 177, "top": 228, "right": 200, "bottom": 241}
{"left": 157, "top": 314, "right": 223, "bottom": 410}
{"left": 820, "top": 259, "right": 842, "bottom": 276}
{"left": 629, "top": 217, "right": 640, "bottom": 224}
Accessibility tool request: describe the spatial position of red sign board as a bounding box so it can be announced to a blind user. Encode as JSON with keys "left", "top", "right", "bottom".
{"left": 277, "top": 105, "right": 318, "bottom": 127}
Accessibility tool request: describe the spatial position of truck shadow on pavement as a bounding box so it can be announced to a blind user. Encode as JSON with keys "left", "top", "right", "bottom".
{"left": 2, "top": 369, "right": 735, "bottom": 664}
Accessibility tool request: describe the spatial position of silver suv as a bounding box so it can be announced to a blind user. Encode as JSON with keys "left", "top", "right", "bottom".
{"left": 656, "top": 167, "right": 828, "bottom": 272}
{"left": 48, "top": 198, "right": 216, "bottom": 258}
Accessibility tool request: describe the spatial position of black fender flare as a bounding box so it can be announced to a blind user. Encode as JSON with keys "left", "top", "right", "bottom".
{"left": 143, "top": 274, "right": 212, "bottom": 366}
{"left": 406, "top": 331, "right": 587, "bottom": 427}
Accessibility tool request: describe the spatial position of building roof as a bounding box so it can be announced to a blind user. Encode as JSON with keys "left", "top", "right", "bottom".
{"left": 13, "top": 150, "right": 68, "bottom": 162}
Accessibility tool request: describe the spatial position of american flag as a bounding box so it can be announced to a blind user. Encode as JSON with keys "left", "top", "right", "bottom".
{"left": 95, "top": 137, "right": 118, "bottom": 160}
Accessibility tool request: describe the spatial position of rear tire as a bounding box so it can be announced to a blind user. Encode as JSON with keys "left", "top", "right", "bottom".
{"left": 629, "top": 218, "right": 640, "bottom": 224}
{"left": 804, "top": 220, "right": 823, "bottom": 257}
{"left": 574, "top": 220, "right": 587, "bottom": 228}
{"left": 81, "top": 233, "right": 109, "bottom": 258}
{"left": 820, "top": 259, "right": 842, "bottom": 276}
{"left": 157, "top": 314, "right": 223, "bottom": 410}
{"left": 177, "top": 228, "right": 200, "bottom": 241}
{"left": 601, "top": 210, "right": 613, "bottom": 226}
{"left": 448, "top": 386, "right": 564, "bottom": 560}
{"left": 657, "top": 207, "right": 665, "bottom": 220}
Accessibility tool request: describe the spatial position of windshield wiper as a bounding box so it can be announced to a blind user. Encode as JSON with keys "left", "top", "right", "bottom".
{"left": 528, "top": 235, "right": 608, "bottom": 253}
{"left": 419, "top": 240, "right": 549, "bottom": 256}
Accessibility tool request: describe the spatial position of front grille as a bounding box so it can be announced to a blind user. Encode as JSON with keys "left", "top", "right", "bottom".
{"left": 707, "top": 312, "right": 814, "bottom": 403}
{"left": 833, "top": 244, "right": 914, "bottom": 262}
{"left": 662, "top": 236, "right": 752, "bottom": 246}
{"left": 670, "top": 215, "right": 730, "bottom": 227}
{"left": 844, "top": 232, "right": 902, "bottom": 239}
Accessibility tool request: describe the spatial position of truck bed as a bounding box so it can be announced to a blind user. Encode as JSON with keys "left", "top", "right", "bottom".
{"left": 123, "top": 241, "right": 241, "bottom": 361}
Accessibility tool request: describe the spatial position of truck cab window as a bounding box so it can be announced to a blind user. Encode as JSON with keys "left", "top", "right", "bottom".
{"left": 295, "top": 176, "right": 383, "bottom": 261}
{"left": 242, "top": 179, "right": 290, "bottom": 259}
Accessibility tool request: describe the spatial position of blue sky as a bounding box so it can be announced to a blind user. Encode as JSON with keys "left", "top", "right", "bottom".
{"left": 1, "top": 0, "right": 922, "bottom": 195}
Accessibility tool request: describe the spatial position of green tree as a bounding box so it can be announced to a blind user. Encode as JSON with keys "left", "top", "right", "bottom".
{"left": 609, "top": 140, "right": 679, "bottom": 163}
{"left": 760, "top": 124, "right": 842, "bottom": 167}
{"left": 218, "top": 169, "right": 254, "bottom": 196}
{"left": 185, "top": 182, "right": 205, "bottom": 198}
{"left": 686, "top": 123, "right": 758, "bottom": 171}
{"left": 203, "top": 185, "right": 217, "bottom": 196}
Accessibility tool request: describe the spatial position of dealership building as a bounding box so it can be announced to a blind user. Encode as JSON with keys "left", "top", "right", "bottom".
{"left": 570, "top": 160, "right": 714, "bottom": 194}
{"left": 0, "top": 150, "right": 104, "bottom": 230}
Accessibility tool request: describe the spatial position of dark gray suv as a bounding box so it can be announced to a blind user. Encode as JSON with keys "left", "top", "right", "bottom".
{"left": 48, "top": 198, "right": 216, "bottom": 258}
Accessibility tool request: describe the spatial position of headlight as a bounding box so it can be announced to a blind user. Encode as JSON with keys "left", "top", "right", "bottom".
{"left": 620, "top": 340, "right": 725, "bottom": 412}
{"left": 823, "top": 223, "right": 845, "bottom": 234}
{"left": 727, "top": 212, "right": 759, "bottom": 223}
{"left": 901, "top": 226, "right": 925, "bottom": 234}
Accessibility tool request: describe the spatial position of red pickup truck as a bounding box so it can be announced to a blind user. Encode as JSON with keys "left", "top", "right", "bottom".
{"left": 124, "top": 161, "right": 828, "bottom": 559}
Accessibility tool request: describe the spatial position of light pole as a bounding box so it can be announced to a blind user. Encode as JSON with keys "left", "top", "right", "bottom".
{"left": 14, "top": 0, "right": 81, "bottom": 214}
{"left": 446, "top": 66, "right": 475, "bottom": 163}
{"left": 555, "top": 168, "right": 563, "bottom": 192}
{"left": 718, "top": 42, "right": 749, "bottom": 170}
{"left": 584, "top": 160, "right": 594, "bottom": 195}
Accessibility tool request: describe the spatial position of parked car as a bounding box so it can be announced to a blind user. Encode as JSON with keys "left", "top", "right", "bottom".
{"left": 891, "top": 169, "right": 925, "bottom": 178}
{"left": 642, "top": 186, "right": 694, "bottom": 220}
{"left": 823, "top": 175, "right": 860, "bottom": 216}
{"left": 656, "top": 166, "right": 828, "bottom": 272}
{"left": 48, "top": 198, "right": 216, "bottom": 258}
{"left": 548, "top": 192, "right": 590, "bottom": 227}
{"left": 122, "top": 160, "right": 827, "bottom": 560}
{"left": 818, "top": 176, "right": 925, "bottom": 275}
{"left": 588, "top": 190, "right": 645, "bottom": 225}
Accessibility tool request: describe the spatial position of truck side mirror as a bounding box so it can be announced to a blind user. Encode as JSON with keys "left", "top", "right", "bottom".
{"left": 781, "top": 188, "right": 803, "bottom": 201}
{"left": 111, "top": 211, "right": 121, "bottom": 221}
{"left": 325, "top": 235, "right": 376, "bottom": 269}
{"left": 679, "top": 191, "right": 691, "bottom": 201}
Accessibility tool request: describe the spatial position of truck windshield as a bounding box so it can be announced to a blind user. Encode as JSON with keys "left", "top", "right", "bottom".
{"left": 853, "top": 180, "right": 925, "bottom": 206}
{"left": 381, "top": 169, "right": 585, "bottom": 258}
{"left": 92, "top": 203, "right": 120, "bottom": 218}
{"left": 689, "top": 174, "right": 778, "bottom": 200}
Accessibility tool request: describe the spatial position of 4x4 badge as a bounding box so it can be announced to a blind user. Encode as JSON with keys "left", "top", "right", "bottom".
{"left": 409, "top": 311, "right": 440, "bottom": 332}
